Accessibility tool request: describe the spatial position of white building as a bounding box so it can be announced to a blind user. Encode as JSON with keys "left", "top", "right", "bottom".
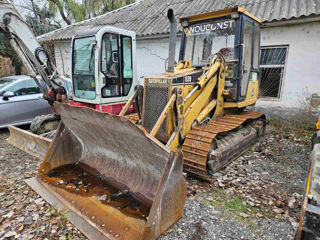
{"left": 38, "top": 0, "right": 320, "bottom": 118}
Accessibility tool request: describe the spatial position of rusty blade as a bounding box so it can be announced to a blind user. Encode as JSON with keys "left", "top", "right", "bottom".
{"left": 32, "top": 103, "right": 186, "bottom": 240}
{"left": 47, "top": 102, "right": 169, "bottom": 205}
{"left": 7, "top": 125, "right": 52, "bottom": 159}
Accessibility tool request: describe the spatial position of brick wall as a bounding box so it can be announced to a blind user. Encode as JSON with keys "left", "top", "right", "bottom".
{"left": 0, "top": 56, "right": 15, "bottom": 77}
{"left": 0, "top": 56, "right": 27, "bottom": 77}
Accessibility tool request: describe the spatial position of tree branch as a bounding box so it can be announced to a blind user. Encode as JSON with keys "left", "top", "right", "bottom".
{"left": 48, "top": 0, "right": 71, "bottom": 25}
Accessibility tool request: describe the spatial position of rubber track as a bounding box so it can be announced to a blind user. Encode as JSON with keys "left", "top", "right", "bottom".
{"left": 181, "top": 111, "right": 265, "bottom": 180}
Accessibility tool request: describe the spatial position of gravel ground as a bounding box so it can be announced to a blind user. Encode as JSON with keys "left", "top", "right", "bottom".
{"left": 0, "top": 122, "right": 311, "bottom": 240}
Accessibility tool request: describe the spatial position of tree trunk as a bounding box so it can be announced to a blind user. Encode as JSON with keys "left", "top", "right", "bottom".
{"left": 30, "top": 0, "right": 38, "bottom": 19}
{"left": 102, "top": 0, "right": 109, "bottom": 13}
{"left": 49, "top": 0, "right": 71, "bottom": 25}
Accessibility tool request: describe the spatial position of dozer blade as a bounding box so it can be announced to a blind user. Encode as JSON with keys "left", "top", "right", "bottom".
{"left": 7, "top": 125, "right": 52, "bottom": 159}
{"left": 26, "top": 102, "right": 186, "bottom": 240}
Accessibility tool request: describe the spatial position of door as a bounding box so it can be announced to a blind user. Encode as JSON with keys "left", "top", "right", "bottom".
{"left": 0, "top": 79, "right": 51, "bottom": 127}
{"left": 101, "top": 33, "right": 133, "bottom": 98}
{"left": 101, "top": 33, "right": 121, "bottom": 97}
{"left": 240, "top": 19, "right": 254, "bottom": 97}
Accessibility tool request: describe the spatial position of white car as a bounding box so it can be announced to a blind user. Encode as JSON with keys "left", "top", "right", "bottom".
{"left": 0, "top": 75, "right": 51, "bottom": 128}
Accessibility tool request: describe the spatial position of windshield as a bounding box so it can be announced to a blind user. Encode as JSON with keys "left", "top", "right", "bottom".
{"left": 72, "top": 36, "right": 96, "bottom": 100}
{"left": 0, "top": 78, "right": 15, "bottom": 89}
{"left": 184, "top": 19, "right": 235, "bottom": 65}
{"left": 0, "top": 78, "right": 16, "bottom": 96}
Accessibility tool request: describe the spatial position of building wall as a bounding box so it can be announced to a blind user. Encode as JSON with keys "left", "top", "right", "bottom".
{"left": 0, "top": 56, "right": 15, "bottom": 77}
{"left": 53, "top": 21, "right": 320, "bottom": 117}
{"left": 136, "top": 37, "right": 181, "bottom": 84}
{"left": 255, "top": 21, "right": 320, "bottom": 118}
{"left": 54, "top": 41, "right": 72, "bottom": 78}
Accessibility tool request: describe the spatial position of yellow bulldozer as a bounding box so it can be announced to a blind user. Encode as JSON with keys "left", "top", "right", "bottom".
{"left": 8, "top": 6, "right": 266, "bottom": 240}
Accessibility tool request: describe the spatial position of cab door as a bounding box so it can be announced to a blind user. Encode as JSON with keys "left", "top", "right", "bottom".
{"left": 100, "top": 33, "right": 133, "bottom": 98}
{"left": 239, "top": 16, "right": 260, "bottom": 100}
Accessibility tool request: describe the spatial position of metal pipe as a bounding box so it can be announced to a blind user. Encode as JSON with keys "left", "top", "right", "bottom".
{"left": 184, "top": 85, "right": 199, "bottom": 103}
{"left": 150, "top": 94, "right": 176, "bottom": 137}
{"left": 167, "top": 9, "right": 177, "bottom": 73}
{"left": 195, "top": 99, "right": 217, "bottom": 124}
{"left": 119, "top": 88, "right": 137, "bottom": 116}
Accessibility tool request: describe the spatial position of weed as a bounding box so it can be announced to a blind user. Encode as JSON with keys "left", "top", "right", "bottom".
{"left": 201, "top": 189, "right": 264, "bottom": 230}
{"left": 267, "top": 118, "right": 314, "bottom": 140}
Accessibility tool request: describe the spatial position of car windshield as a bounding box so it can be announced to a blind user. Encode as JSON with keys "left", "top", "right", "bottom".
{"left": 0, "top": 78, "right": 16, "bottom": 96}
{"left": 72, "top": 36, "right": 96, "bottom": 100}
{"left": 184, "top": 19, "right": 236, "bottom": 65}
{"left": 0, "top": 78, "right": 16, "bottom": 89}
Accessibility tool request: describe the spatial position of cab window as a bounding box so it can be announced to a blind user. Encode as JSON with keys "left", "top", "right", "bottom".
{"left": 252, "top": 23, "right": 260, "bottom": 69}
{"left": 72, "top": 36, "right": 96, "bottom": 100}
{"left": 101, "top": 34, "right": 133, "bottom": 97}
{"left": 241, "top": 20, "right": 253, "bottom": 97}
{"left": 121, "top": 36, "right": 133, "bottom": 96}
{"left": 184, "top": 19, "right": 236, "bottom": 64}
{"left": 101, "top": 33, "right": 120, "bottom": 97}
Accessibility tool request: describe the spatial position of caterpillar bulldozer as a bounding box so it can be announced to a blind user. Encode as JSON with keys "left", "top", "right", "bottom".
{"left": 119, "top": 7, "right": 266, "bottom": 180}
{"left": 4, "top": 1, "right": 267, "bottom": 239}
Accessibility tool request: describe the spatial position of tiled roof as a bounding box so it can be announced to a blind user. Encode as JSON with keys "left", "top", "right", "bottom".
{"left": 38, "top": 0, "right": 320, "bottom": 42}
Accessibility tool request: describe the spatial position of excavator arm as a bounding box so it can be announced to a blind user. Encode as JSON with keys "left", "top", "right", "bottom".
{"left": 0, "top": 0, "right": 66, "bottom": 103}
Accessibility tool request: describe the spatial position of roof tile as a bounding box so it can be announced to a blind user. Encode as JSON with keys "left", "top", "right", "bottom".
{"left": 38, "top": 0, "right": 320, "bottom": 42}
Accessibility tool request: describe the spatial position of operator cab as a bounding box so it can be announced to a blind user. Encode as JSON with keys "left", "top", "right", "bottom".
{"left": 179, "top": 7, "right": 261, "bottom": 102}
{"left": 71, "top": 26, "right": 137, "bottom": 107}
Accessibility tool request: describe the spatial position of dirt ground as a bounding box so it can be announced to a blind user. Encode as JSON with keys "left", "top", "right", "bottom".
{"left": 0, "top": 121, "right": 312, "bottom": 240}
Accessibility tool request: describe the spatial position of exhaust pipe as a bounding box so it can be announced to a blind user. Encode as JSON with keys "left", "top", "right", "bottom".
{"left": 167, "top": 9, "right": 177, "bottom": 72}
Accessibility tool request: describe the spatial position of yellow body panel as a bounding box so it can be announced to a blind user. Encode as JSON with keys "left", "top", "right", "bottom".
{"left": 224, "top": 81, "right": 259, "bottom": 108}
{"left": 317, "top": 115, "right": 320, "bottom": 130}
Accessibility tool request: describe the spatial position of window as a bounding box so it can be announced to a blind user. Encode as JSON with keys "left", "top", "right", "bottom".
{"left": 101, "top": 34, "right": 133, "bottom": 97}
{"left": 101, "top": 33, "right": 120, "bottom": 97}
{"left": 253, "top": 24, "right": 260, "bottom": 69}
{"left": 121, "top": 36, "right": 133, "bottom": 96}
{"left": 6, "top": 79, "right": 41, "bottom": 96}
{"left": 72, "top": 36, "right": 96, "bottom": 100}
{"left": 259, "top": 46, "right": 288, "bottom": 98}
{"left": 184, "top": 19, "right": 236, "bottom": 65}
{"left": 241, "top": 20, "right": 253, "bottom": 96}
{"left": 0, "top": 78, "right": 16, "bottom": 96}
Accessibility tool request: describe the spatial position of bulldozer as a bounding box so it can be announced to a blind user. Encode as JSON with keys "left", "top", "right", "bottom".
{"left": 6, "top": 4, "right": 267, "bottom": 240}
{"left": 119, "top": 7, "right": 266, "bottom": 180}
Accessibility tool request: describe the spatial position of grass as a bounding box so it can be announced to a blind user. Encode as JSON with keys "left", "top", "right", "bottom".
{"left": 267, "top": 118, "right": 314, "bottom": 140}
{"left": 202, "top": 189, "right": 266, "bottom": 230}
